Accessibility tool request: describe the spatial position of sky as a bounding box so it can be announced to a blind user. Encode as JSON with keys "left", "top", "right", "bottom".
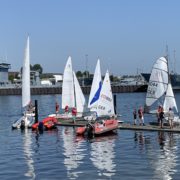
{"left": 0, "top": 0, "right": 180, "bottom": 75}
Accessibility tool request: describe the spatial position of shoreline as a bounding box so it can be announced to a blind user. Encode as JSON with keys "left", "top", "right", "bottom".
{"left": 0, "top": 84, "right": 147, "bottom": 95}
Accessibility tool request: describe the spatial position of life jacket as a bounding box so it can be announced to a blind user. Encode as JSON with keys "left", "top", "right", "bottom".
{"left": 72, "top": 107, "right": 77, "bottom": 116}
{"left": 65, "top": 105, "right": 69, "bottom": 112}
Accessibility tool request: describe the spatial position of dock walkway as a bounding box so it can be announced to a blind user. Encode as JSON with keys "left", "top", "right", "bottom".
{"left": 56, "top": 118, "right": 180, "bottom": 133}
{"left": 119, "top": 123, "right": 180, "bottom": 133}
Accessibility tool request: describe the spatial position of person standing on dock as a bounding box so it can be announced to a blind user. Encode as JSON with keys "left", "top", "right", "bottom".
{"left": 72, "top": 107, "right": 77, "bottom": 123}
{"left": 167, "top": 107, "right": 174, "bottom": 129}
{"left": 133, "top": 108, "right": 137, "bottom": 125}
{"left": 138, "top": 106, "right": 144, "bottom": 126}
{"left": 159, "top": 107, "right": 164, "bottom": 128}
{"left": 157, "top": 105, "right": 161, "bottom": 124}
{"left": 65, "top": 105, "right": 69, "bottom": 114}
{"left": 55, "top": 102, "right": 59, "bottom": 115}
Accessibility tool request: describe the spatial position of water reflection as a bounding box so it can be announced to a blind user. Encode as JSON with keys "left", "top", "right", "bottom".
{"left": 152, "top": 132, "right": 178, "bottom": 180}
{"left": 22, "top": 129, "right": 35, "bottom": 179}
{"left": 62, "top": 127, "right": 86, "bottom": 179}
{"left": 134, "top": 131, "right": 147, "bottom": 151}
{"left": 90, "top": 135, "right": 117, "bottom": 178}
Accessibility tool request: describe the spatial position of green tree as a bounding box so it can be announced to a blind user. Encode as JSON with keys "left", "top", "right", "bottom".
{"left": 76, "top": 71, "right": 83, "bottom": 78}
{"left": 9, "top": 75, "right": 14, "bottom": 83}
{"left": 32, "top": 64, "right": 43, "bottom": 74}
{"left": 83, "top": 71, "right": 89, "bottom": 78}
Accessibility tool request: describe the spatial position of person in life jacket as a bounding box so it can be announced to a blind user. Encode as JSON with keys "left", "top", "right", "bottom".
{"left": 72, "top": 107, "right": 77, "bottom": 116}
{"left": 157, "top": 105, "right": 162, "bottom": 124}
{"left": 65, "top": 105, "right": 69, "bottom": 114}
{"left": 133, "top": 108, "right": 137, "bottom": 125}
{"left": 159, "top": 106, "right": 165, "bottom": 128}
{"left": 168, "top": 107, "right": 174, "bottom": 129}
{"left": 138, "top": 106, "right": 144, "bottom": 126}
{"left": 55, "top": 102, "right": 59, "bottom": 115}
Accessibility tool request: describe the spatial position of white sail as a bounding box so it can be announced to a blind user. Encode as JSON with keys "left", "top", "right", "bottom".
{"left": 163, "top": 83, "right": 178, "bottom": 113}
{"left": 73, "top": 71, "right": 86, "bottom": 113}
{"left": 88, "top": 59, "right": 102, "bottom": 111}
{"left": 22, "top": 36, "right": 31, "bottom": 109}
{"left": 145, "top": 57, "right": 168, "bottom": 108}
{"left": 97, "top": 70, "right": 115, "bottom": 117}
{"left": 62, "top": 56, "right": 75, "bottom": 109}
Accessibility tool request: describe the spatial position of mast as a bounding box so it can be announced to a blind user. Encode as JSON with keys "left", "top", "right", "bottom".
{"left": 165, "top": 45, "right": 170, "bottom": 84}
{"left": 173, "top": 49, "right": 176, "bottom": 74}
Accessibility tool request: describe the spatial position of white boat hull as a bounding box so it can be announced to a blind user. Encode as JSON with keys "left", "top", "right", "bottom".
{"left": 12, "top": 113, "right": 35, "bottom": 129}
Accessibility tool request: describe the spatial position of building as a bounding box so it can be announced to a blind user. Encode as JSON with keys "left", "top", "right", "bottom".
{"left": 0, "top": 63, "right": 11, "bottom": 85}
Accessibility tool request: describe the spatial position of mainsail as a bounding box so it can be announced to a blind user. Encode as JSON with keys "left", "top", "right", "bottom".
{"left": 88, "top": 59, "right": 102, "bottom": 111}
{"left": 62, "top": 56, "right": 86, "bottom": 113}
{"left": 145, "top": 57, "right": 168, "bottom": 110}
{"left": 62, "top": 56, "right": 75, "bottom": 109}
{"left": 22, "top": 36, "right": 31, "bottom": 109}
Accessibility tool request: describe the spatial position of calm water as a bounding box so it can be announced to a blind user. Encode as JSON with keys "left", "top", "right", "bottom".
{"left": 0, "top": 92, "right": 180, "bottom": 180}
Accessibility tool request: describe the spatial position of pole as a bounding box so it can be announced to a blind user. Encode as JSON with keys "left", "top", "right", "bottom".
{"left": 113, "top": 94, "right": 117, "bottom": 115}
{"left": 35, "top": 100, "right": 38, "bottom": 123}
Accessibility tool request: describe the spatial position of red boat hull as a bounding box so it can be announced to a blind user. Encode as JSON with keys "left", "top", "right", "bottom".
{"left": 76, "top": 127, "right": 86, "bottom": 135}
{"left": 32, "top": 117, "right": 57, "bottom": 130}
{"left": 76, "top": 119, "right": 118, "bottom": 136}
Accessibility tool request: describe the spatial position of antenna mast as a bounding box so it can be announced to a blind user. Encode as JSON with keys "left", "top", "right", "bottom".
{"left": 85, "top": 54, "right": 88, "bottom": 78}
{"left": 173, "top": 49, "right": 176, "bottom": 74}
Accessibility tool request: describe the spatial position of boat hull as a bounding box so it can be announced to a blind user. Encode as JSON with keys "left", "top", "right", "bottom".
{"left": 32, "top": 117, "right": 57, "bottom": 130}
{"left": 12, "top": 114, "right": 35, "bottom": 129}
{"left": 76, "top": 119, "right": 118, "bottom": 137}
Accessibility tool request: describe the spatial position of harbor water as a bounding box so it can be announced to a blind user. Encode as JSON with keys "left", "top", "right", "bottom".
{"left": 0, "top": 92, "right": 180, "bottom": 180}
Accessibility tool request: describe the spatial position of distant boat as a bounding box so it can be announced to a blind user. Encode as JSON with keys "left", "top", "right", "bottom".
{"left": 12, "top": 36, "right": 35, "bottom": 129}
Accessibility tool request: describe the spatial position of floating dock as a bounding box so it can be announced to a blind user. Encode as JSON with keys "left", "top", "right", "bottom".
{"left": 119, "top": 123, "right": 180, "bottom": 133}
{"left": 56, "top": 119, "right": 180, "bottom": 133}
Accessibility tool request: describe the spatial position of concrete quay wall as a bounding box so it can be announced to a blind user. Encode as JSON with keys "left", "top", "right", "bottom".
{"left": 0, "top": 85, "right": 147, "bottom": 95}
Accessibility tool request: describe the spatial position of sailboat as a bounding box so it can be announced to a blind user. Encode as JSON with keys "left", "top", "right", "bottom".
{"left": 144, "top": 56, "right": 180, "bottom": 122}
{"left": 84, "top": 59, "right": 102, "bottom": 121}
{"left": 56, "top": 56, "right": 86, "bottom": 119}
{"left": 144, "top": 57, "right": 169, "bottom": 114}
{"left": 76, "top": 70, "right": 118, "bottom": 137}
{"left": 12, "top": 36, "right": 35, "bottom": 129}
